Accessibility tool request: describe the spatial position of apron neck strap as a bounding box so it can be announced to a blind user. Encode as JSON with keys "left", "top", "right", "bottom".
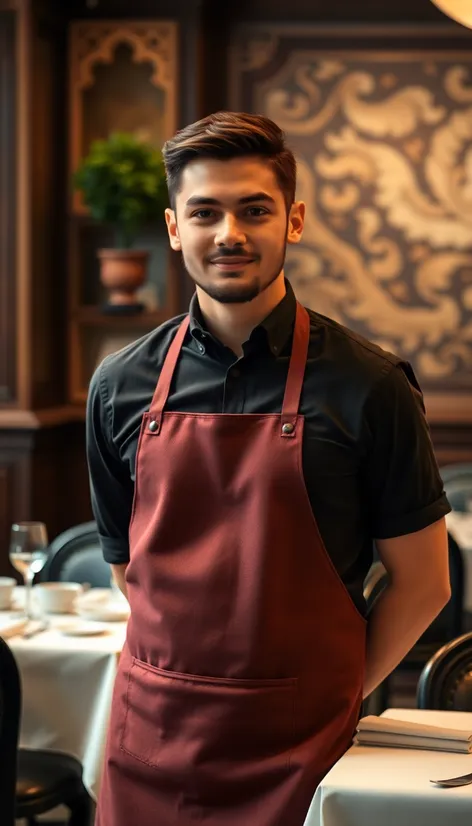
{"left": 280, "top": 302, "right": 310, "bottom": 433}
{"left": 149, "top": 315, "right": 190, "bottom": 427}
{"left": 149, "top": 302, "right": 310, "bottom": 431}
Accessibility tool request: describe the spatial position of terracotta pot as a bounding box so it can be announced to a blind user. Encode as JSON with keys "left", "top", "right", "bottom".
{"left": 98, "top": 248, "right": 150, "bottom": 309}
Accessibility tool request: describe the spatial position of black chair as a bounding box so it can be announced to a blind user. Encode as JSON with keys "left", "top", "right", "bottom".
{"left": 0, "top": 635, "right": 20, "bottom": 826}
{"left": 41, "top": 521, "right": 111, "bottom": 588}
{"left": 362, "top": 532, "right": 464, "bottom": 712}
{"left": 0, "top": 635, "right": 92, "bottom": 826}
{"left": 417, "top": 631, "right": 472, "bottom": 710}
{"left": 440, "top": 463, "right": 472, "bottom": 512}
{"left": 363, "top": 560, "right": 387, "bottom": 613}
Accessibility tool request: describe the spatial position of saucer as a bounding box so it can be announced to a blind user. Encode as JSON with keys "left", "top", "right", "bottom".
{"left": 76, "top": 603, "right": 129, "bottom": 623}
{"left": 57, "top": 621, "right": 108, "bottom": 637}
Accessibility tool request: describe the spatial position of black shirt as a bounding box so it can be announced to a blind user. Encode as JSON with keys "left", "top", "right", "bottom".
{"left": 86, "top": 280, "right": 450, "bottom": 613}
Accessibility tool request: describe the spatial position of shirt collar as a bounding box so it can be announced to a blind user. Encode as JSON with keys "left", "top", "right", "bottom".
{"left": 188, "top": 278, "right": 297, "bottom": 356}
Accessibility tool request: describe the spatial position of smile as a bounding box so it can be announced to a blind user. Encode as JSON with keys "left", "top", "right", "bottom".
{"left": 211, "top": 259, "right": 255, "bottom": 270}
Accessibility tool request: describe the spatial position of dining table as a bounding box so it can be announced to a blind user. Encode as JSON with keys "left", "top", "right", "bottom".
{"left": 303, "top": 708, "right": 472, "bottom": 826}
{"left": 0, "top": 587, "right": 128, "bottom": 821}
{"left": 4, "top": 587, "right": 472, "bottom": 826}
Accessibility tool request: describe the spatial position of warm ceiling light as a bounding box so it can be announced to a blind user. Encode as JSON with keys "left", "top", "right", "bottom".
{"left": 431, "top": 0, "right": 472, "bottom": 28}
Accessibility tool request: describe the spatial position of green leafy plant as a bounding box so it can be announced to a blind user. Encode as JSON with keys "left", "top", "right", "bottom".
{"left": 73, "top": 132, "right": 168, "bottom": 248}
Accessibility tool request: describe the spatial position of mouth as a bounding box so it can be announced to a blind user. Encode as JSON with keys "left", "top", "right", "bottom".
{"left": 210, "top": 257, "right": 255, "bottom": 271}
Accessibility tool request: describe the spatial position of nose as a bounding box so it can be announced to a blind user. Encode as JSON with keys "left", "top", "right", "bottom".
{"left": 214, "top": 214, "right": 247, "bottom": 248}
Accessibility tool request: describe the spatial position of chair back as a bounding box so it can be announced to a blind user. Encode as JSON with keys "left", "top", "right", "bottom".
{"left": 41, "top": 521, "right": 111, "bottom": 587}
{"left": 0, "top": 636, "right": 21, "bottom": 826}
{"left": 440, "top": 463, "right": 472, "bottom": 512}
{"left": 417, "top": 631, "right": 472, "bottom": 710}
{"left": 363, "top": 561, "right": 389, "bottom": 614}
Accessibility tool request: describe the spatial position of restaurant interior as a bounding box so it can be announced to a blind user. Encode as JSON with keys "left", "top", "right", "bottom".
{"left": 2, "top": 0, "right": 472, "bottom": 824}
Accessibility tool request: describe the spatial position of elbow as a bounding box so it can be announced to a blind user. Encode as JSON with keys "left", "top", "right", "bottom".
{"left": 426, "top": 579, "right": 451, "bottom": 615}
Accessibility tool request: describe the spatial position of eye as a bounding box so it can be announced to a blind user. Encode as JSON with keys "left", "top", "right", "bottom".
{"left": 246, "top": 206, "right": 269, "bottom": 217}
{"left": 191, "top": 209, "right": 215, "bottom": 219}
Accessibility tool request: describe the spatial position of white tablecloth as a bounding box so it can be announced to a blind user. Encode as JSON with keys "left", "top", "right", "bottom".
{"left": 8, "top": 615, "right": 126, "bottom": 801}
{"left": 304, "top": 709, "right": 472, "bottom": 826}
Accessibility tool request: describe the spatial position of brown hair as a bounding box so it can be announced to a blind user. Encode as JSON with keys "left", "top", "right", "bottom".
{"left": 162, "top": 111, "right": 296, "bottom": 211}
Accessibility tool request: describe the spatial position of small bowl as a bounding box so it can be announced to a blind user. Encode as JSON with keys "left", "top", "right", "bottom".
{"left": 34, "top": 582, "right": 84, "bottom": 614}
{"left": 0, "top": 577, "right": 16, "bottom": 610}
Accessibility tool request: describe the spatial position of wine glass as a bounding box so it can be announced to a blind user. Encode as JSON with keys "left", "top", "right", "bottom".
{"left": 10, "top": 522, "right": 49, "bottom": 620}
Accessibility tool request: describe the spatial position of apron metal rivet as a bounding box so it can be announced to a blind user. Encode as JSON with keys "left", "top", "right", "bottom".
{"left": 282, "top": 423, "right": 294, "bottom": 435}
{"left": 149, "top": 420, "right": 158, "bottom": 432}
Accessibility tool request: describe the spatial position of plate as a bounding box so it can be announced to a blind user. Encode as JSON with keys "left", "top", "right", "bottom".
{"left": 57, "top": 621, "right": 108, "bottom": 637}
{"left": 76, "top": 604, "right": 129, "bottom": 623}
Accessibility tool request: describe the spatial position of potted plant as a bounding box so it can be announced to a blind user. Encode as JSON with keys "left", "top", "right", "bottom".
{"left": 73, "top": 132, "right": 168, "bottom": 313}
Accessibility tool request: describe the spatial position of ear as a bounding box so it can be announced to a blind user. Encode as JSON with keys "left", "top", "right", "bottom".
{"left": 287, "top": 201, "right": 305, "bottom": 245}
{"left": 165, "top": 208, "right": 181, "bottom": 251}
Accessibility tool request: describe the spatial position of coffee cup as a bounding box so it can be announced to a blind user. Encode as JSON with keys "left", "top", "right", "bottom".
{"left": 0, "top": 577, "right": 16, "bottom": 609}
{"left": 34, "top": 582, "right": 84, "bottom": 614}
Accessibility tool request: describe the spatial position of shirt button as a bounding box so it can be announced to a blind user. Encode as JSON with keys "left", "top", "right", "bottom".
{"left": 198, "top": 343, "right": 205, "bottom": 353}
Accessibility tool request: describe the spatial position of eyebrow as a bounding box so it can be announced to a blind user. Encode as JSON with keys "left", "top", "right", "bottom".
{"left": 185, "top": 192, "right": 276, "bottom": 207}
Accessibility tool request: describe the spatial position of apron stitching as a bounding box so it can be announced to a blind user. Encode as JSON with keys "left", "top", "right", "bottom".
{"left": 119, "top": 659, "right": 134, "bottom": 755}
{"left": 132, "top": 656, "right": 297, "bottom": 687}
{"left": 120, "top": 660, "right": 164, "bottom": 770}
{"left": 148, "top": 412, "right": 284, "bottom": 421}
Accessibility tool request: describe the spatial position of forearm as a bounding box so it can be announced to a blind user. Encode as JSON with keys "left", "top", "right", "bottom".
{"left": 363, "top": 581, "right": 449, "bottom": 698}
{"left": 111, "top": 563, "right": 129, "bottom": 600}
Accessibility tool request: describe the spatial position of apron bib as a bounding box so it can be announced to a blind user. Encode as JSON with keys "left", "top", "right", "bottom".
{"left": 96, "top": 302, "right": 366, "bottom": 826}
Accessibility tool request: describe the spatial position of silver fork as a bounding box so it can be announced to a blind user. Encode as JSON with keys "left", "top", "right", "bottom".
{"left": 430, "top": 771, "right": 472, "bottom": 788}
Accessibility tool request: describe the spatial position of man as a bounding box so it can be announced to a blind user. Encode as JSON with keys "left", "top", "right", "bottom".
{"left": 88, "top": 112, "right": 451, "bottom": 826}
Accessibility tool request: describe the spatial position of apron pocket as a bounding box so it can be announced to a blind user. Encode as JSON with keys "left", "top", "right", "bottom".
{"left": 120, "top": 657, "right": 297, "bottom": 774}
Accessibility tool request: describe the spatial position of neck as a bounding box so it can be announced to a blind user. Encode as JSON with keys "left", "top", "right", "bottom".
{"left": 196, "top": 274, "right": 287, "bottom": 357}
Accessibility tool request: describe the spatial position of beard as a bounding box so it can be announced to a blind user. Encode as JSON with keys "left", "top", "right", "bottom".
{"left": 181, "top": 248, "right": 287, "bottom": 305}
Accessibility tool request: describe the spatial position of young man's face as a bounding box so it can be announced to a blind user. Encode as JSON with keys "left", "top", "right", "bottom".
{"left": 165, "top": 156, "right": 305, "bottom": 304}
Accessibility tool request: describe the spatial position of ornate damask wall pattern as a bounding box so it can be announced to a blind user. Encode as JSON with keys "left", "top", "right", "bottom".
{"left": 231, "top": 27, "right": 472, "bottom": 402}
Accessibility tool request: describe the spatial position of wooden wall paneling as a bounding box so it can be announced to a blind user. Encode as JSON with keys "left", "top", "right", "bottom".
{"left": 61, "top": 0, "right": 447, "bottom": 22}
{"left": 67, "top": 217, "right": 85, "bottom": 405}
{"left": 54, "top": 421, "right": 93, "bottom": 532}
{"left": 30, "top": 2, "right": 68, "bottom": 409}
{"left": 226, "top": 0, "right": 449, "bottom": 22}
{"left": 0, "top": 9, "right": 17, "bottom": 406}
{"left": 31, "top": 422, "right": 92, "bottom": 545}
{"left": 0, "top": 429, "right": 34, "bottom": 577}
{"left": 0, "top": 422, "right": 93, "bottom": 577}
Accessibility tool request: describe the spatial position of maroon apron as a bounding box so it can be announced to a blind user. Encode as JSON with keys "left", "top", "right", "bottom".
{"left": 95, "top": 302, "right": 366, "bottom": 826}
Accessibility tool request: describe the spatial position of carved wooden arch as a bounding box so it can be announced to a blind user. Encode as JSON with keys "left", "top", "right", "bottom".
{"left": 69, "top": 20, "right": 178, "bottom": 213}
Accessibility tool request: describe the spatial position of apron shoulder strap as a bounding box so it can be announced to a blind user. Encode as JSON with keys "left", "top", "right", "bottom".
{"left": 280, "top": 303, "right": 311, "bottom": 437}
{"left": 148, "top": 302, "right": 311, "bottom": 436}
{"left": 149, "top": 315, "right": 190, "bottom": 427}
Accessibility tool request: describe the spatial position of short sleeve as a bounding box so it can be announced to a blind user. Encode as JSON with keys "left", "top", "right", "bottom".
{"left": 362, "top": 361, "right": 451, "bottom": 539}
{"left": 86, "top": 361, "right": 134, "bottom": 564}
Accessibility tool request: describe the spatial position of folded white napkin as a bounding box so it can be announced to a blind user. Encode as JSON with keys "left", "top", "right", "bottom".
{"left": 0, "top": 613, "right": 28, "bottom": 639}
{"left": 355, "top": 715, "right": 472, "bottom": 753}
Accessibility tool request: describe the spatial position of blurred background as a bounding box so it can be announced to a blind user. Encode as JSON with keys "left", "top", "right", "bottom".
{"left": 1, "top": 0, "right": 472, "bottom": 566}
